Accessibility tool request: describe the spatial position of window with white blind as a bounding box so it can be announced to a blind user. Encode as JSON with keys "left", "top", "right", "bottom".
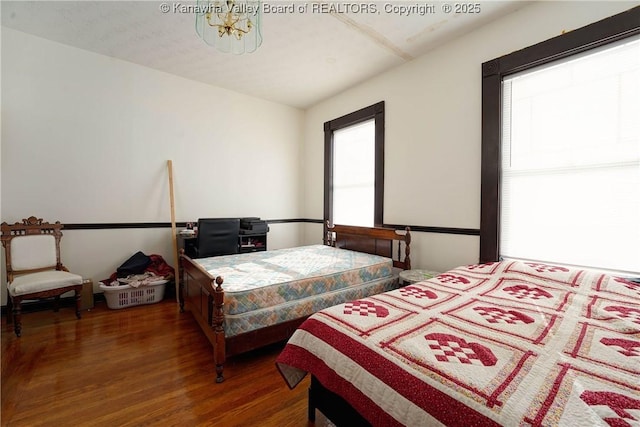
{"left": 500, "top": 35, "right": 640, "bottom": 274}
{"left": 324, "top": 102, "right": 385, "bottom": 228}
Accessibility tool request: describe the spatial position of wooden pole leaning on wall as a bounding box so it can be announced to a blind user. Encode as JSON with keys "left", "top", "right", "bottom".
{"left": 167, "top": 160, "right": 180, "bottom": 306}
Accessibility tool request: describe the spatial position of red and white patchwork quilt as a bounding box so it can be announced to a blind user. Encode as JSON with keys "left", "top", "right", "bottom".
{"left": 276, "top": 260, "right": 640, "bottom": 426}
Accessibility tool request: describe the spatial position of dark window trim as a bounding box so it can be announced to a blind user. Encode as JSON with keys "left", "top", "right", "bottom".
{"left": 324, "top": 101, "right": 385, "bottom": 231}
{"left": 480, "top": 6, "right": 640, "bottom": 263}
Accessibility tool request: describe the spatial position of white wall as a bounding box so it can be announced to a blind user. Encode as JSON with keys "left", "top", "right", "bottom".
{"left": 2, "top": 2, "right": 636, "bottom": 304}
{"left": 301, "top": 1, "right": 636, "bottom": 273}
{"left": 1, "top": 28, "right": 304, "bottom": 302}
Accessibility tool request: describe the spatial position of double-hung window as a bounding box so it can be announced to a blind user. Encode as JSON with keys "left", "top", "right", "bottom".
{"left": 500, "top": 36, "right": 639, "bottom": 273}
{"left": 324, "top": 102, "right": 385, "bottom": 227}
{"left": 481, "top": 9, "right": 640, "bottom": 275}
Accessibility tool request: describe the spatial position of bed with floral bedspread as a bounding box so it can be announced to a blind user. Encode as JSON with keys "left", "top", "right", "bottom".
{"left": 180, "top": 224, "right": 411, "bottom": 383}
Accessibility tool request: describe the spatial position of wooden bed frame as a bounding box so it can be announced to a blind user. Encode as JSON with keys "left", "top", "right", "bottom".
{"left": 179, "top": 224, "right": 411, "bottom": 383}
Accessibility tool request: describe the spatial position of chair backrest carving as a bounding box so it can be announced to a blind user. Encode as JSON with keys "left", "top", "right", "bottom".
{"left": 1, "top": 216, "right": 65, "bottom": 281}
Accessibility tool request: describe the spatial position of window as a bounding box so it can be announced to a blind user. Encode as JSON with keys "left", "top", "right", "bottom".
{"left": 332, "top": 119, "right": 376, "bottom": 226}
{"left": 324, "top": 102, "right": 384, "bottom": 227}
{"left": 480, "top": 8, "right": 640, "bottom": 274}
{"left": 501, "top": 37, "right": 639, "bottom": 273}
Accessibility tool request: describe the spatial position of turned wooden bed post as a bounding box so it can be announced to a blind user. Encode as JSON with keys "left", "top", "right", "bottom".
{"left": 178, "top": 249, "right": 186, "bottom": 312}
{"left": 212, "top": 276, "right": 226, "bottom": 383}
{"left": 324, "top": 220, "right": 334, "bottom": 246}
{"left": 403, "top": 227, "right": 411, "bottom": 271}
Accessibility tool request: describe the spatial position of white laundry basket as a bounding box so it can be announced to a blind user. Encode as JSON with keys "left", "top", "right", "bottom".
{"left": 99, "top": 279, "right": 167, "bottom": 309}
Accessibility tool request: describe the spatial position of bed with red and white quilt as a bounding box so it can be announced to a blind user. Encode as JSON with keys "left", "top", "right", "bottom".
{"left": 276, "top": 260, "right": 640, "bottom": 426}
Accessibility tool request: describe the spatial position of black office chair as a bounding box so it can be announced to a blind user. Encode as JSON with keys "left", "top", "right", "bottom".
{"left": 195, "top": 218, "right": 240, "bottom": 258}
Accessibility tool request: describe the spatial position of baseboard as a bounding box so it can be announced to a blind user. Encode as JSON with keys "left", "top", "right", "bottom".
{"left": 0, "top": 293, "right": 105, "bottom": 316}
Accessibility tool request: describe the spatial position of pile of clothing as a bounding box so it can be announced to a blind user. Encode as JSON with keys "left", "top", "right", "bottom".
{"left": 102, "top": 251, "right": 174, "bottom": 287}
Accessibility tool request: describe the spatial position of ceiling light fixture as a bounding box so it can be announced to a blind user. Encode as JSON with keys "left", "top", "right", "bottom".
{"left": 195, "top": 0, "right": 262, "bottom": 54}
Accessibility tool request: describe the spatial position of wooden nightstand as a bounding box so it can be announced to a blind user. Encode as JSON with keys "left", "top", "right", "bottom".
{"left": 399, "top": 269, "right": 441, "bottom": 285}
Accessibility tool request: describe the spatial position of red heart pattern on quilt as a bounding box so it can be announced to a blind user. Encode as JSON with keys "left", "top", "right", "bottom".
{"left": 424, "top": 333, "right": 497, "bottom": 366}
{"left": 437, "top": 274, "right": 471, "bottom": 286}
{"left": 473, "top": 306, "right": 535, "bottom": 325}
{"left": 614, "top": 277, "right": 640, "bottom": 295}
{"left": 604, "top": 306, "right": 640, "bottom": 325}
{"left": 343, "top": 301, "right": 389, "bottom": 318}
{"left": 524, "top": 263, "right": 570, "bottom": 273}
{"left": 600, "top": 337, "right": 640, "bottom": 357}
{"left": 503, "top": 284, "right": 553, "bottom": 300}
{"left": 400, "top": 286, "right": 437, "bottom": 300}
{"left": 580, "top": 391, "right": 640, "bottom": 426}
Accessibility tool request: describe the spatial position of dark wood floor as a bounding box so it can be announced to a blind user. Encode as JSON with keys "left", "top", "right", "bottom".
{"left": 1, "top": 298, "right": 329, "bottom": 426}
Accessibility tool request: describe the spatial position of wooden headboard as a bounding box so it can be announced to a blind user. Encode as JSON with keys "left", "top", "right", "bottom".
{"left": 325, "top": 223, "right": 411, "bottom": 270}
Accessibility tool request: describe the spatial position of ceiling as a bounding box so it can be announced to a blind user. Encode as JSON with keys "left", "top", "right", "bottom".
{"left": 1, "top": 0, "right": 527, "bottom": 108}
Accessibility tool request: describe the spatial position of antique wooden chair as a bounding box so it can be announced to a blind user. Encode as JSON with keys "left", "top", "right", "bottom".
{"left": 1, "top": 216, "right": 82, "bottom": 337}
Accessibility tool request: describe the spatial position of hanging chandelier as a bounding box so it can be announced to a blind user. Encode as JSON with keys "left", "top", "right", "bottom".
{"left": 195, "top": 0, "right": 263, "bottom": 54}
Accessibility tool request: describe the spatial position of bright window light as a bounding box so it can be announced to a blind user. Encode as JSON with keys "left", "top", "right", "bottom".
{"left": 500, "top": 35, "right": 640, "bottom": 274}
{"left": 332, "top": 119, "right": 375, "bottom": 227}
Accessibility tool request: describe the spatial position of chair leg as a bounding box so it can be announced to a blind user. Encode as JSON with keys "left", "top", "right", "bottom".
{"left": 75, "top": 288, "right": 82, "bottom": 320}
{"left": 12, "top": 297, "right": 22, "bottom": 337}
{"left": 6, "top": 290, "right": 13, "bottom": 325}
{"left": 53, "top": 295, "right": 60, "bottom": 312}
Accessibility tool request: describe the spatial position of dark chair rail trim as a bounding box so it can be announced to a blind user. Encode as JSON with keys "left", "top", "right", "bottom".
{"left": 59, "top": 220, "right": 478, "bottom": 235}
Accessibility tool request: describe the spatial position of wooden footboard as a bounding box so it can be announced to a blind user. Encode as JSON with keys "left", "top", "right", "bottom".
{"left": 180, "top": 252, "right": 307, "bottom": 383}
{"left": 179, "top": 251, "right": 226, "bottom": 382}
{"left": 180, "top": 225, "right": 411, "bottom": 383}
